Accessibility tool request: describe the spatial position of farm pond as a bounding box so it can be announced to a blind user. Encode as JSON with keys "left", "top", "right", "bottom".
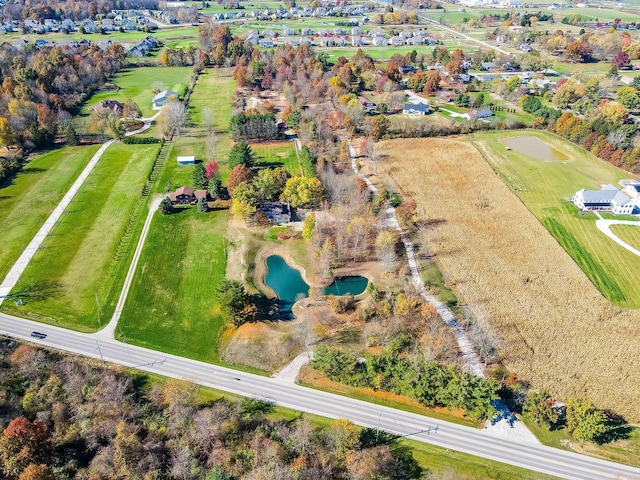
{"left": 505, "top": 136, "right": 568, "bottom": 161}
{"left": 264, "top": 255, "right": 368, "bottom": 318}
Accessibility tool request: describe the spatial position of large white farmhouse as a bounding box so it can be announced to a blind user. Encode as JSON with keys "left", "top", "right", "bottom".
{"left": 571, "top": 183, "right": 640, "bottom": 215}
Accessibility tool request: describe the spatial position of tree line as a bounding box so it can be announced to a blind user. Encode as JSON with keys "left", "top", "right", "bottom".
{"left": 0, "top": 339, "right": 423, "bottom": 480}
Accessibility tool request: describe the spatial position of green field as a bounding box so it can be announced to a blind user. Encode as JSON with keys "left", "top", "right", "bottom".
{"left": 117, "top": 208, "right": 228, "bottom": 363}
{"left": 0, "top": 146, "right": 99, "bottom": 280}
{"left": 1, "top": 142, "right": 161, "bottom": 329}
{"left": 472, "top": 130, "right": 640, "bottom": 308}
{"left": 156, "top": 69, "right": 237, "bottom": 192}
{"left": 253, "top": 141, "right": 314, "bottom": 176}
{"left": 82, "top": 66, "right": 194, "bottom": 118}
{"left": 611, "top": 224, "right": 640, "bottom": 251}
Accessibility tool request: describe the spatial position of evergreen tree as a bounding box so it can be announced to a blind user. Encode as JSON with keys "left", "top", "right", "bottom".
{"left": 159, "top": 197, "right": 173, "bottom": 215}
{"left": 197, "top": 197, "right": 209, "bottom": 213}
{"left": 228, "top": 141, "right": 255, "bottom": 168}
{"left": 192, "top": 163, "right": 208, "bottom": 189}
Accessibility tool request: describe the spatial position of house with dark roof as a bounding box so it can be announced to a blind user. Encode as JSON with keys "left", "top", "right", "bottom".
{"left": 403, "top": 103, "right": 430, "bottom": 115}
{"left": 93, "top": 100, "right": 124, "bottom": 115}
{"left": 359, "top": 97, "right": 376, "bottom": 113}
{"left": 257, "top": 202, "right": 291, "bottom": 223}
{"left": 168, "top": 186, "right": 208, "bottom": 205}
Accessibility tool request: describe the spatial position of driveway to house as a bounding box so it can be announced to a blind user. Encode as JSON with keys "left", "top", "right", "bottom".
{"left": 94, "top": 195, "right": 163, "bottom": 340}
{"left": 0, "top": 113, "right": 159, "bottom": 305}
{"left": 596, "top": 219, "right": 640, "bottom": 257}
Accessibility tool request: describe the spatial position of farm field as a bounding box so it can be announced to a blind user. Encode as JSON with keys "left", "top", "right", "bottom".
{"left": 1, "top": 142, "right": 161, "bottom": 330}
{"left": 376, "top": 135, "right": 640, "bottom": 423}
{"left": 117, "top": 208, "right": 228, "bottom": 364}
{"left": 0, "top": 145, "right": 99, "bottom": 280}
{"left": 473, "top": 130, "right": 640, "bottom": 308}
{"left": 82, "top": 66, "right": 193, "bottom": 118}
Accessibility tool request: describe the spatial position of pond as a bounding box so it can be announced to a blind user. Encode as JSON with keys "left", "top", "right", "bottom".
{"left": 505, "top": 136, "right": 568, "bottom": 162}
{"left": 264, "top": 255, "right": 368, "bottom": 318}
{"left": 324, "top": 276, "right": 369, "bottom": 296}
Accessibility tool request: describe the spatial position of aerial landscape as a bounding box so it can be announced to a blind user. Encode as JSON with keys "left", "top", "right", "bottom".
{"left": 1, "top": 0, "right": 640, "bottom": 478}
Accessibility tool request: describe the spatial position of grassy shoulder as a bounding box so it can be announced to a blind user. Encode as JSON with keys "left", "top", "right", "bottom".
{"left": 471, "top": 129, "right": 640, "bottom": 308}
{"left": 298, "top": 365, "right": 482, "bottom": 429}
{"left": 0, "top": 145, "right": 99, "bottom": 280}
{"left": 117, "top": 208, "right": 229, "bottom": 364}
{"left": 1, "top": 142, "right": 161, "bottom": 330}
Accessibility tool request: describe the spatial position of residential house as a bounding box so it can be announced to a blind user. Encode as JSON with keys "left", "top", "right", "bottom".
{"left": 259, "top": 39, "right": 275, "bottom": 48}
{"left": 246, "top": 30, "right": 260, "bottom": 45}
{"left": 351, "top": 26, "right": 362, "bottom": 35}
{"left": 81, "top": 19, "right": 96, "bottom": 33}
{"left": 621, "top": 180, "right": 640, "bottom": 199}
{"left": 403, "top": 103, "right": 430, "bottom": 115}
{"left": 471, "top": 109, "right": 494, "bottom": 119}
{"left": 152, "top": 90, "right": 179, "bottom": 109}
{"left": 334, "top": 27, "right": 346, "bottom": 35}
{"left": 282, "top": 25, "right": 294, "bottom": 36}
{"left": 480, "top": 61, "right": 495, "bottom": 71}
{"left": 301, "top": 27, "right": 314, "bottom": 36}
{"left": 359, "top": 97, "right": 376, "bottom": 113}
{"left": 61, "top": 19, "right": 76, "bottom": 32}
{"left": 399, "top": 65, "right": 417, "bottom": 74}
{"left": 168, "top": 186, "right": 208, "bottom": 205}
{"left": 262, "top": 28, "right": 276, "bottom": 37}
{"left": 571, "top": 184, "right": 638, "bottom": 215}
{"left": 388, "top": 35, "right": 405, "bottom": 46}
{"left": 257, "top": 202, "right": 291, "bottom": 223}
{"left": 372, "top": 35, "right": 387, "bottom": 46}
{"left": 424, "top": 36, "right": 437, "bottom": 45}
{"left": 352, "top": 36, "right": 364, "bottom": 47}
{"left": 98, "top": 39, "right": 113, "bottom": 50}
{"left": 93, "top": 100, "right": 124, "bottom": 115}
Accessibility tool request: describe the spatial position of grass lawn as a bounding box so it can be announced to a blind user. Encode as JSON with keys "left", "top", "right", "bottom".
{"left": 82, "top": 66, "right": 194, "bottom": 118}
{"left": 156, "top": 69, "right": 237, "bottom": 193}
{"left": 1, "top": 142, "right": 161, "bottom": 330}
{"left": 610, "top": 224, "right": 640, "bottom": 251}
{"left": 0, "top": 145, "right": 99, "bottom": 280}
{"left": 252, "top": 141, "right": 313, "bottom": 176}
{"left": 117, "top": 208, "right": 228, "bottom": 364}
{"left": 471, "top": 130, "right": 640, "bottom": 308}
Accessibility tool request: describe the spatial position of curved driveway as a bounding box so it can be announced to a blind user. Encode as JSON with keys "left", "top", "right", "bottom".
{"left": 596, "top": 219, "right": 640, "bottom": 257}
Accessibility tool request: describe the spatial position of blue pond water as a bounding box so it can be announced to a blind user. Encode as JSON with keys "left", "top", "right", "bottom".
{"left": 264, "top": 255, "right": 368, "bottom": 318}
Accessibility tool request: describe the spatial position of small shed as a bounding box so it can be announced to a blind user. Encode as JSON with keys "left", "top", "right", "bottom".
{"left": 177, "top": 156, "right": 195, "bottom": 165}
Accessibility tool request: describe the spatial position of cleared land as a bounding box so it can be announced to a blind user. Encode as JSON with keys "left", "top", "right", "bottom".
{"left": 253, "top": 141, "right": 314, "bottom": 177}
{"left": 377, "top": 136, "right": 640, "bottom": 422}
{"left": 1, "top": 142, "right": 161, "bottom": 330}
{"left": 83, "top": 66, "right": 193, "bottom": 117}
{"left": 118, "top": 208, "right": 228, "bottom": 363}
{"left": 0, "top": 145, "right": 99, "bottom": 280}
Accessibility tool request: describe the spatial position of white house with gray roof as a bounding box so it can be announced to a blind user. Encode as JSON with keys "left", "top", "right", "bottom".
{"left": 571, "top": 184, "right": 639, "bottom": 215}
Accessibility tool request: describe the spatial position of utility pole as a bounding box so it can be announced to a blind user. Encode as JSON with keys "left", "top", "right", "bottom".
{"left": 376, "top": 410, "right": 382, "bottom": 444}
{"left": 96, "top": 341, "right": 105, "bottom": 366}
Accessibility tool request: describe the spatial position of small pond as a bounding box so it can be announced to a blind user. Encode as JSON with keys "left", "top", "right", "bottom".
{"left": 265, "top": 255, "right": 309, "bottom": 319}
{"left": 505, "top": 136, "right": 568, "bottom": 162}
{"left": 324, "top": 276, "right": 369, "bottom": 296}
{"left": 264, "top": 255, "right": 369, "bottom": 318}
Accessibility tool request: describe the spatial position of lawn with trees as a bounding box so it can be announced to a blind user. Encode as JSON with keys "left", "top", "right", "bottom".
{"left": 253, "top": 142, "right": 315, "bottom": 177}
{"left": 1, "top": 142, "right": 161, "bottom": 330}
{"left": 0, "top": 145, "right": 99, "bottom": 280}
{"left": 82, "top": 67, "right": 194, "bottom": 118}
{"left": 117, "top": 208, "right": 229, "bottom": 364}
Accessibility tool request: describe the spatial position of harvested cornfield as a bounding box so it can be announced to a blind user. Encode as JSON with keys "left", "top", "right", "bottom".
{"left": 378, "top": 137, "right": 640, "bottom": 422}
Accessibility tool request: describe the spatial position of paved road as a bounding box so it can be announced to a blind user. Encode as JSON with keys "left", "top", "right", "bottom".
{"left": 1, "top": 312, "right": 639, "bottom": 480}
{"left": 596, "top": 219, "right": 640, "bottom": 257}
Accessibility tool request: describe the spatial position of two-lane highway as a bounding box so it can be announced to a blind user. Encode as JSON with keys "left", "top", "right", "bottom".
{"left": 1, "top": 312, "right": 639, "bottom": 480}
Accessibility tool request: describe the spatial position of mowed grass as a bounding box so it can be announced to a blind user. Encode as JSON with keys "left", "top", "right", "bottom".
{"left": 253, "top": 141, "right": 313, "bottom": 176}
{"left": 610, "top": 224, "right": 640, "bottom": 251}
{"left": 118, "top": 209, "right": 228, "bottom": 363}
{"left": 156, "top": 69, "right": 237, "bottom": 192}
{"left": 1, "top": 142, "right": 161, "bottom": 330}
{"left": 378, "top": 136, "right": 640, "bottom": 423}
{"left": 473, "top": 130, "right": 640, "bottom": 308}
{"left": 0, "top": 146, "right": 99, "bottom": 280}
{"left": 82, "top": 66, "right": 193, "bottom": 118}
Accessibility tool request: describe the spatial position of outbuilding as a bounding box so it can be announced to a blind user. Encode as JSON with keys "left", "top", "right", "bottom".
{"left": 177, "top": 156, "right": 195, "bottom": 165}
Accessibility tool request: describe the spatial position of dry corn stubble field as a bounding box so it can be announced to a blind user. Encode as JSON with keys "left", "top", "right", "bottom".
{"left": 377, "top": 137, "right": 640, "bottom": 422}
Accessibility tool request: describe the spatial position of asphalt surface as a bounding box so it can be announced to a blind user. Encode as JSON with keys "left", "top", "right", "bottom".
{"left": 1, "top": 312, "right": 639, "bottom": 480}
